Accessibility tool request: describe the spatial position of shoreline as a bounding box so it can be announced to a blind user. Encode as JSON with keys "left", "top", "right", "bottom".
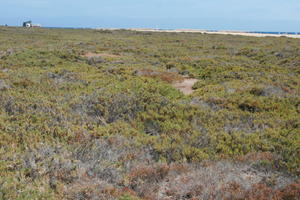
{"left": 2, "top": 26, "right": 299, "bottom": 39}
{"left": 98, "top": 28, "right": 300, "bottom": 39}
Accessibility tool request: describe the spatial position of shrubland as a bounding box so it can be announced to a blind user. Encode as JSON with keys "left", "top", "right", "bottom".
{"left": 0, "top": 27, "right": 299, "bottom": 199}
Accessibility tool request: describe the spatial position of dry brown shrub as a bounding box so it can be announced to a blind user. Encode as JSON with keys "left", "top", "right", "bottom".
{"left": 13, "top": 78, "right": 34, "bottom": 88}
{"left": 222, "top": 182, "right": 300, "bottom": 200}
{"left": 128, "top": 164, "right": 170, "bottom": 198}
{"left": 277, "top": 183, "right": 300, "bottom": 200}
{"left": 236, "top": 152, "right": 275, "bottom": 162}
{"left": 129, "top": 163, "right": 170, "bottom": 184}
{"left": 244, "top": 184, "right": 273, "bottom": 200}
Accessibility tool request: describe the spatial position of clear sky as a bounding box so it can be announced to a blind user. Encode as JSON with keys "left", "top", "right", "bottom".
{"left": 1, "top": 0, "right": 300, "bottom": 31}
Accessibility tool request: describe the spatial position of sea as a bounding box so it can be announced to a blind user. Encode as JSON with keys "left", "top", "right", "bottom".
{"left": 41, "top": 27, "right": 300, "bottom": 35}
{"left": 249, "top": 31, "right": 300, "bottom": 35}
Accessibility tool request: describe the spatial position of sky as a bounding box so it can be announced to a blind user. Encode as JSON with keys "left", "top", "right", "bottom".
{"left": 1, "top": 0, "right": 300, "bottom": 31}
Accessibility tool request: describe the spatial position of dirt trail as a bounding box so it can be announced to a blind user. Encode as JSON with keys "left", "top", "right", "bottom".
{"left": 172, "top": 78, "right": 198, "bottom": 95}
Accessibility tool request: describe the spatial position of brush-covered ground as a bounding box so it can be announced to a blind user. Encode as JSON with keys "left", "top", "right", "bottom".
{"left": 0, "top": 27, "right": 299, "bottom": 200}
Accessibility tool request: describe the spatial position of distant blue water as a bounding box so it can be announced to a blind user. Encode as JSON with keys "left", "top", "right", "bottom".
{"left": 249, "top": 31, "right": 300, "bottom": 35}
{"left": 44, "top": 27, "right": 300, "bottom": 35}
{"left": 45, "top": 27, "right": 91, "bottom": 29}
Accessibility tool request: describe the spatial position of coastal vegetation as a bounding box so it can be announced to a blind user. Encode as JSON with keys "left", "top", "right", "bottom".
{"left": 0, "top": 27, "right": 299, "bottom": 199}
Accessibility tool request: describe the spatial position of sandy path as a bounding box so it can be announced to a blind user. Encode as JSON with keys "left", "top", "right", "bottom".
{"left": 172, "top": 78, "right": 198, "bottom": 95}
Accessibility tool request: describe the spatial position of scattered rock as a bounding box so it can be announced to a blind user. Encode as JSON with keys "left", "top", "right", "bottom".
{"left": 87, "top": 56, "right": 105, "bottom": 65}
{"left": 261, "top": 86, "right": 286, "bottom": 97}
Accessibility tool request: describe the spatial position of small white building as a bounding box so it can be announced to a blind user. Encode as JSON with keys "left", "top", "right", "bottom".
{"left": 23, "top": 21, "right": 32, "bottom": 27}
{"left": 32, "top": 24, "right": 41, "bottom": 27}
{"left": 23, "top": 21, "right": 41, "bottom": 28}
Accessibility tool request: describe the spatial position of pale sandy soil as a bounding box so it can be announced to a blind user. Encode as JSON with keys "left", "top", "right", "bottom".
{"left": 97, "top": 28, "right": 300, "bottom": 39}
{"left": 172, "top": 78, "right": 198, "bottom": 95}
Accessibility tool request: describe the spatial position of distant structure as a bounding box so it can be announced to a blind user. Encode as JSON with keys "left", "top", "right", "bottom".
{"left": 32, "top": 24, "right": 41, "bottom": 28}
{"left": 22, "top": 21, "right": 41, "bottom": 28}
{"left": 23, "top": 21, "right": 32, "bottom": 27}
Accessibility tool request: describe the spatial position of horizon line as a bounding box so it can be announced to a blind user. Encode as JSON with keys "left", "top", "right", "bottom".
{"left": 1, "top": 25, "right": 300, "bottom": 36}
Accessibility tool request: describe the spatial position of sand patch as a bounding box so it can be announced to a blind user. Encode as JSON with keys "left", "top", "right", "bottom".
{"left": 135, "top": 69, "right": 198, "bottom": 95}
{"left": 172, "top": 78, "right": 198, "bottom": 95}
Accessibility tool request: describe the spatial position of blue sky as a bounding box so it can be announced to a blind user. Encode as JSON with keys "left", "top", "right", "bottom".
{"left": 1, "top": 0, "right": 300, "bottom": 31}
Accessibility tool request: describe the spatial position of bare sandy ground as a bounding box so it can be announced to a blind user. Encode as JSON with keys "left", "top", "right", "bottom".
{"left": 172, "top": 78, "right": 198, "bottom": 95}
{"left": 134, "top": 69, "right": 197, "bottom": 95}
{"left": 97, "top": 28, "right": 300, "bottom": 39}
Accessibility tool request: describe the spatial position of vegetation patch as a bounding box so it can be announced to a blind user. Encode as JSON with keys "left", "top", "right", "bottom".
{"left": 0, "top": 27, "right": 299, "bottom": 199}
